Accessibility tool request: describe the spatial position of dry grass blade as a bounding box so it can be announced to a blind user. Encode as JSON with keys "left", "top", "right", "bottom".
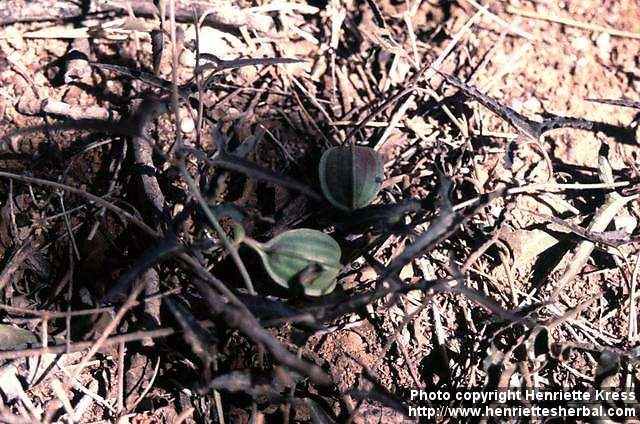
{"left": 549, "top": 145, "right": 639, "bottom": 300}
{"left": 196, "top": 55, "right": 304, "bottom": 74}
{"left": 437, "top": 71, "right": 597, "bottom": 140}
{"left": 0, "top": 171, "right": 157, "bottom": 236}
{"left": 100, "top": 237, "right": 190, "bottom": 304}
{"left": 383, "top": 177, "right": 504, "bottom": 280}
{"left": 71, "top": 272, "right": 150, "bottom": 379}
{"left": 188, "top": 275, "right": 331, "bottom": 385}
{"left": 183, "top": 147, "right": 322, "bottom": 201}
{"left": 506, "top": 6, "right": 640, "bottom": 39}
{"left": 586, "top": 98, "right": 640, "bottom": 109}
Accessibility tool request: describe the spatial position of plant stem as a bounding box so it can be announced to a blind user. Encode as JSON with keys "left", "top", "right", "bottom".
{"left": 178, "top": 162, "right": 256, "bottom": 295}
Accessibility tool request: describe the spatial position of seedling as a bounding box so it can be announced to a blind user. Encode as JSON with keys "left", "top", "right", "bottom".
{"left": 318, "top": 145, "right": 384, "bottom": 212}
{"left": 243, "top": 229, "right": 342, "bottom": 296}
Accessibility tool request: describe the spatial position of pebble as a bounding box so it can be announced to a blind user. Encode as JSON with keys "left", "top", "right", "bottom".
{"left": 180, "top": 115, "right": 195, "bottom": 133}
{"left": 399, "top": 263, "right": 414, "bottom": 280}
{"left": 43, "top": 39, "right": 68, "bottom": 57}
{"left": 596, "top": 32, "right": 612, "bottom": 60}
{"left": 510, "top": 98, "right": 523, "bottom": 113}
{"left": 571, "top": 36, "right": 590, "bottom": 51}
{"left": 180, "top": 50, "right": 196, "bottom": 68}
{"left": 614, "top": 214, "right": 637, "bottom": 235}
{"left": 576, "top": 56, "right": 590, "bottom": 69}
{"left": 16, "top": 93, "right": 42, "bottom": 115}
{"left": 596, "top": 32, "right": 611, "bottom": 54}
{"left": 3, "top": 27, "right": 25, "bottom": 50}
{"left": 389, "top": 57, "right": 412, "bottom": 85}
{"left": 523, "top": 97, "right": 542, "bottom": 112}
{"left": 185, "top": 26, "right": 241, "bottom": 60}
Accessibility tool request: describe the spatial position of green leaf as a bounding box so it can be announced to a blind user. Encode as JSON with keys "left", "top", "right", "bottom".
{"left": 246, "top": 229, "right": 342, "bottom": 296}
{"left": 319, "top": 145, "right": 383, "bottom": 212}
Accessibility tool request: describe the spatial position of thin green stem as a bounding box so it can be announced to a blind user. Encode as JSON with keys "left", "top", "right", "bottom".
{"left": 178, "top": 162, "right": 256, "bottom": 295}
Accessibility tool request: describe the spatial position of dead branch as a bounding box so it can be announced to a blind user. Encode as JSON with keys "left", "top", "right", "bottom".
{"left": 0, "top": 0, "right": 273, "bottom": 33}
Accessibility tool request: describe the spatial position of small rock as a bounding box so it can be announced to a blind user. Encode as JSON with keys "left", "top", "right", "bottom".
{"left": 16, "top": 94, "right": 42, "bottom": 115}
{"left": 64, "top": 51, "right": 92, "bottom": 83}
{"left": 596, "top": 32, "right": 611, "bottom": 55}
{"left": 185, "top": 26, "right": 242, "bottom": 60}
{"left": 499, "top": 228, "right": 559, "bottom": 275}
{"left": 399, "top": 263, "right": 414, "bottom": 281}
{"left": 572, "top": 36, "right": 590, "bottom": 51}
{"left": 614, "top": 214, "right": 637, "bottom": 235}
{"left": 180, "top": 115, "right": 195, "bottom": 133}
{"left": 523, "top": 97, "right": 542, "bottom": 112}
{"left": 389, "top": 56, "right": 412, "bottom": 85}
{"left": 3, "top": 27, "right": 24, "bottom": 50}
{"left": 33, "top": 73, "right": 49, "bottom": 88}
{"left": 42, "top": 99, "right": 111, "bottom": 121}
{"left": 510, "top": 98, "right": 524, "bottom": 113}
{"left": 43, "top": 39, "right": 68, "bottom": 57}
{"left": 576, "top": 56, "right": 590, "bottom": 69}
{"left": 180, "top": 49, "right": 196, "bottom": 68}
